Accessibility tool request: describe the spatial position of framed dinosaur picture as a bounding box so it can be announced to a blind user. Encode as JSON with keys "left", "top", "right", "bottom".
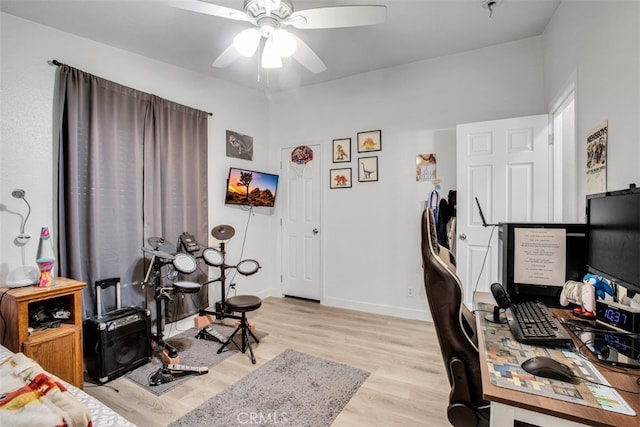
{"left": 358, "top": 156, "right": 378, "bottom": 182}
{"left": 357, "top": 129, "right": 381, "bottom": 153}
{"left": 332, "top": 138, "right": 351, "bottom": 163}
{"left": 330, "top": 168, "right": 352, "bottom": 189}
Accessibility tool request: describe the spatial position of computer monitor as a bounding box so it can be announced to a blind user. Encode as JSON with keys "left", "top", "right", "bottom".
{"left": 586, "top": 187, "right": 640, "bottom": 296}
{"left": 499, "top": 223, "right": 587, "bottom": 305}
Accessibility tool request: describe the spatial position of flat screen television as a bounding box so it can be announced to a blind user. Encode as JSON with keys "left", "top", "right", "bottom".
{"left": 586, "top": 187, "right": 640, "bottom": 295}
{"left": 225, "top": 167, "right": 279, "bottom": 208}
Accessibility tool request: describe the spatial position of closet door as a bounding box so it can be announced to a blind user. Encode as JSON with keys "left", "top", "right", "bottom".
{"left": 280, "top": 145, "right": 322, "bottom": 301}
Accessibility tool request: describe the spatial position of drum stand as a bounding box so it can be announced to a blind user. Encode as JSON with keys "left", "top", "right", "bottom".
{"left": 143, "top": 247, "right": 208, "bottom": 385}
{"left": 143, "top": 253, "right": 179, "bottom": 359}
{"left": 196, "top": 242, "right": 242, "bottom": 341}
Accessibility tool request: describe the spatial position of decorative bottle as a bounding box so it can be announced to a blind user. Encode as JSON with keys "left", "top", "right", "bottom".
{"left": 36, "top": 227, "right": 56, "bottom": 288}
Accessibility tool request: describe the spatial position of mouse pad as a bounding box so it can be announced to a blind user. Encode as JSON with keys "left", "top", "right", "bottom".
{"left": 478, "top": 303, "right": 635, "bottom": 416}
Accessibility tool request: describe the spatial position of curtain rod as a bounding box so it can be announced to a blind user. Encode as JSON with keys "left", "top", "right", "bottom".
{"left": 50, "top": 59, "right": 213, "bottom": 117}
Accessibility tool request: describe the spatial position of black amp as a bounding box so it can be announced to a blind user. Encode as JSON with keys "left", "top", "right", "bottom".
{"left": 84, "top": 306, "right": 152, "bottom": 383}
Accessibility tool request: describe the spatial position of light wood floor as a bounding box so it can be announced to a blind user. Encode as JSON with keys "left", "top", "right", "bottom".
{"left": 83, "top": 297, "right": 451, "bottom": 427}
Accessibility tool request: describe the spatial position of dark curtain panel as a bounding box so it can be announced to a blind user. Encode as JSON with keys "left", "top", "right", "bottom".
{"left": 145, "top": 96, "right": 209, "bottom": 323}
{"left": 55, "top": 65, "right": 208, "bottom": 325}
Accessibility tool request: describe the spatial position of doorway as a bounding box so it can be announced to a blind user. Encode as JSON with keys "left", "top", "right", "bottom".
{"left": 551, "top": 89, "right": 578, "bottom": 222}
{"left": 280, "top": 145, "right": 322, "bottom": 301}
{"left": 456, "top": 114, "right": 550, "bottom": 306}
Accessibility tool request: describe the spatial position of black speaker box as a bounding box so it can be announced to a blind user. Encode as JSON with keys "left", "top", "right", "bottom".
{"left": 84, "top": 307, "right": 152, "bottom": 383}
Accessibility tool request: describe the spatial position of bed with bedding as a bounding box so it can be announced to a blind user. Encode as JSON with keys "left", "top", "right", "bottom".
{"left": 0, "top": 344, "right": 135, "bottom": 427}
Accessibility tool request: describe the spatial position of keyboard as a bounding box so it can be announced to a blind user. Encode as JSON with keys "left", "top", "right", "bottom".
{"left": 507, "top": 300, "right": 574, "bottom": 347}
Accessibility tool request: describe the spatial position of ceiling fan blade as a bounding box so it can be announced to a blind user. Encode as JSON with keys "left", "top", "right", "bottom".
{"left": 289, "top": 34, "right": 326, "bottom": 74}
{"left": 165, "top": 0, "right": 254, "bottom": 23}
{"left": 287, "top": 5, "right": 386, "bottom": 29}
{"left": 212, "top": 43, "right": 241, "bottom": 68}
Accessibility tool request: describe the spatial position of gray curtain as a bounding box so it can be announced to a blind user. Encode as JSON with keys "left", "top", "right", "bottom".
{"left": 144, "top": 95, "right": 209, "bottom": 323}
{"left": 55, "top": 65, "right": 208, "bottom": 325}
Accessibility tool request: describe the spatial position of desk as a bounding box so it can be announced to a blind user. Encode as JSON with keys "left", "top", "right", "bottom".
{"left": 474, "top": 292, "right": 640, "bottom": 427}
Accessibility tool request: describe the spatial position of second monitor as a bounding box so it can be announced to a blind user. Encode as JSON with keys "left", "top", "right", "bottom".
{"left": 499, "top": 222, "right": 587, "bottom": 306}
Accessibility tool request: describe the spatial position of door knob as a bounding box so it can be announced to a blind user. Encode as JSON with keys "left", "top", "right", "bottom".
{"left": 459, "top": 233, "right": 467, "bottom": 240}
{"left": 312, "top": 228, "right": 319, "bottom": 235}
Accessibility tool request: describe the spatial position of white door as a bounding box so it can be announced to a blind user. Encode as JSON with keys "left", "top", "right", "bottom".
{"left": 456, "top": 115, "right": 550, "bottom": 306}
{"left": 280, "top": 145, "right": 322, "bottom": 300}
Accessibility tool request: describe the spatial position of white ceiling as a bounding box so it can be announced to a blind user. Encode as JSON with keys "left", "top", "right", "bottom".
{"left": 1, "top": 0, "right": 561, "bottom": 92}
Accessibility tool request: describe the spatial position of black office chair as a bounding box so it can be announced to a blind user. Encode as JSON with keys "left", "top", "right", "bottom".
{"left": 420, "top": 208, "right": 490, "bottom": 426}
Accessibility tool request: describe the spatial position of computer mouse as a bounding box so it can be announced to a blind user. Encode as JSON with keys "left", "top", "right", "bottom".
{"left": 521, "top": 356, "right": 574, "bottom": 382}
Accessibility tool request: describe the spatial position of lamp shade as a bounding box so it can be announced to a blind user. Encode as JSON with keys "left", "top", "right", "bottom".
{"left": 272, "top": 29, "right": 297, "bottom": 58}
{"left": 233, "top": 28, "right": 261, "bottom": 57}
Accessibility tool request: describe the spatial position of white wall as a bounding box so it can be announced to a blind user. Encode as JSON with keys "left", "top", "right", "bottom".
{"left": 543, "top": 0, "right": 640, "bottom": 219}
{"left": 0, "top": 13, "right": 275, "bottom": 301}
{"left": 1, "top": 12, "right": 547, "bottom": 322}
{"left": 3, "top": 1, "right": 638, "bottom": 322}
{"left": 270, "top": 37, "right": 545, "bottom": 319}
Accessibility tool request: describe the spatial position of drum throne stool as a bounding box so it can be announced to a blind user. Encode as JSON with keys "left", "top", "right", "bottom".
{"left": 217, "top": 295, "right": 262, "bottom": 364}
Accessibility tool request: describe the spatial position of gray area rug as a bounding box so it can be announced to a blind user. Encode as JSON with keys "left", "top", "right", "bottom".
{"left": 124, "top": 325, "right": 266, "bottom": 395}
{"left": 170, "top": 349, "right": 370, "bottom": 427}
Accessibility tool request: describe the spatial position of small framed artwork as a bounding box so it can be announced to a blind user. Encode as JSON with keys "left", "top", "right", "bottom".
{"left": 226, "top": 130, "right": 254, "bottom": 160}
{"left": 416, "top": 153, "right": 437, "bottom": 182}
{"left": 358, "top": 156, "right": 378, "bottom": 182}
{"left": 357, "top": 129, "right": 381, "bottom": 153}
{"left": 330, "top": 168, "right": 352, "bottom": 189}
{"left": 332, "top": 138, "right": 351, "bottom": 163}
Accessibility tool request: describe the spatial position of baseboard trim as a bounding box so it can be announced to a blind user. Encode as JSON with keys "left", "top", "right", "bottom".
{"left": 261, "top": 288, "right": 433, "bottom": 322}
{"left": 320, "top": 296, "right": 432, "bottom": 322}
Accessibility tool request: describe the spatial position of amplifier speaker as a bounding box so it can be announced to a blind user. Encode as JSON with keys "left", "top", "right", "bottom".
{"left": 84, "top": 307, "right": 152, "bottom": 383}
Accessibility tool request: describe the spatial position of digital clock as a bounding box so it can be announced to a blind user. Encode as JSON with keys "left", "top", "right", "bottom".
{"left": 595, "top": 300, "right": 640, "bottom": 333}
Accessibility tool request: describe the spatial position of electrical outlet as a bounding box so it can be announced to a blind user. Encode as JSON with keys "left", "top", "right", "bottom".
{"left": 407, "top": 286, "right": 414, "bottom": 297}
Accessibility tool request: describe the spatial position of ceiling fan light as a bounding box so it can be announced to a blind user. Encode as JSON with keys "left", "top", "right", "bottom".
{"left": 233, "top": 28, "right": 261, "bottom": 57}
{"left": 273, "top": 29, "right": 297, "bottom": 57}
{"left": 262, "top": 38, "right": 283, "bottom": 68}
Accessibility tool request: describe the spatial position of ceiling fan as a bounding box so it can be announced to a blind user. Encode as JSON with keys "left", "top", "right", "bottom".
{"left": 168, "top": 0, "right": 387, "bottom": 73}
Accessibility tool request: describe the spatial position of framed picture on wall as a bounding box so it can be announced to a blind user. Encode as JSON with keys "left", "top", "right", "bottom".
{"left": 226, "top": 130, "right": 254, "bottom": 160}
{"left": 416, "top": 153, "right": 437, "bottom": 182}
{"left": 330, "top": 168, "right": 352, "bottom": 188}
{"left": 357, "top": 130, "right": 381, "bottom": 153}
{"left": 358, "top": 156, "right": 378, "bottom": 182}
{"left": 332, "top": 138, "right": 351, "bottom": 163}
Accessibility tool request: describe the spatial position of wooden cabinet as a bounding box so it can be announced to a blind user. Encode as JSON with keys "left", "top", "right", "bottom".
{"left": 0, "top": 278, "right": 85, "bottom": 388}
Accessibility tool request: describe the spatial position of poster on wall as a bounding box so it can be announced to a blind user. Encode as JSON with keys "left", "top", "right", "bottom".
{"left": 226, "top": 130, "right": 254, "bottom": 160}
{"left": 586, "top": 121, "right": 607, "bottom": 194}
{"left": 416, "top": 153, "right": 437, "bottom": 182}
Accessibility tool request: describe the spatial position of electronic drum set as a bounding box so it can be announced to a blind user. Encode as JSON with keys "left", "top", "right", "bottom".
{"left": 141, "top": 225, "right": 260, "bottom": 385}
